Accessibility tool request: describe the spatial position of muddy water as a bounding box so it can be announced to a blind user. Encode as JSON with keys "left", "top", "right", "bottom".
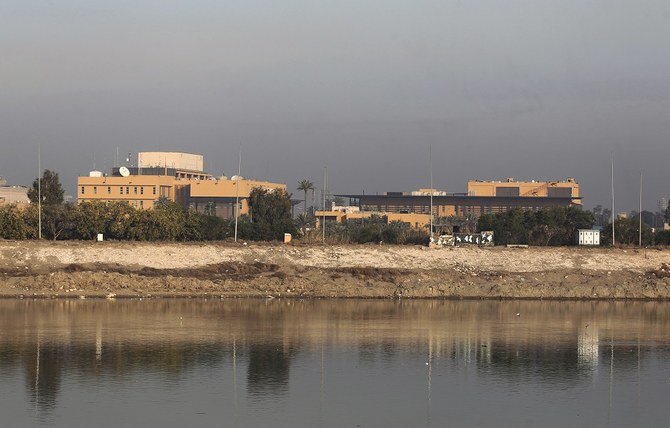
{"left": 0, "top": 299, "right": 669, "bottom": 427}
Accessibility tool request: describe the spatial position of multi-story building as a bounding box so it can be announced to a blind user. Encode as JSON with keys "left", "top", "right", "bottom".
{"left": 337, "top": 177, "right": 581, "bottom": 220}
{"left": 315, "top": 204, "right": 431, "bottom": 229}
{"left": 77, "top": 152, "right": 286, "bottom": 218}
{"left": 0, "top": 177, "right": 30, "bottom": 206}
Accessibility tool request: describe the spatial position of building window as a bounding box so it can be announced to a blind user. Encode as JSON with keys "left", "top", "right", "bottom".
{"left": 134, "top": 187, "right": 138, "bottom": 194}
{"left": 140, "top": 187, "right": 144, "bottom": 195}
{"left": 152, "top": 187, "right": 156, "bottom": 195}
{"left": 126, "top": 187, "right": 130, "bottom": 194}
{"left": 140, "top": 200, "right": 144, "bottom": 209}
{"left": 120, "top": 187, "right": 124, "bottom": 195}
{"left": 80, "top": 187, "right": 85, "bottom": 195}
{"left": 107, "top": 186, "right": 111, "bottom": 195}
{"left": 93, "top": 187, "right": 97, "bottom": 195}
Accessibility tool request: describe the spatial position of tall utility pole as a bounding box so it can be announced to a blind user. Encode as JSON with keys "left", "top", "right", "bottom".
{"left": 234, "top": 146, "right": 242, "bottom": 243}
{"left": 37, "top": 144, "right": 42, "bottom": 240}
{"left": 322, "top": 166, "right": 327, "bottom": 243}
{"left": 639, "top": 172, "right": 643, "bottom": 247}
{"left": 429, "top": 145, "right": 434, "bottom": 242}
{"left": 612, "top": 152, "right": 616, "bottom": 247}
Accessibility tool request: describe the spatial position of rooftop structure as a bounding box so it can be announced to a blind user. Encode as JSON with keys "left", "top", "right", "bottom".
{"left": 337, "top": 178, "right": 582, "bottom": 220}
{"left": 0, "top": 176, "right": 30, "bottom": 206}
{"left": 138, "top": 152, "right": 204, "bottom": 172}
{"left": 77, "top": 152, "right": 286, "bottom": 218}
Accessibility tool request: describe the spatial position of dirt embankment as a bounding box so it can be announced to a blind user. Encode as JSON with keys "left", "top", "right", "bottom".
{"left": 1, "top": 241, "right": 670, "bottom": 299}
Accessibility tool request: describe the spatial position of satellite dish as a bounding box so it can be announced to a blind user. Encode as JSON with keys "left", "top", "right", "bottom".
{"left": 119, "top": 167, "right": 130, "bottom": 177}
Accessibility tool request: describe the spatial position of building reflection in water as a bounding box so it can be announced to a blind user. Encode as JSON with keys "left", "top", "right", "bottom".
{"left": 0, "top": 299, "right": 669, "bottom": 422}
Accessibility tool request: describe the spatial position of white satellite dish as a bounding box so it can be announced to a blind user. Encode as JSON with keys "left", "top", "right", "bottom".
{"left": 119, "top": 166, "right": 131, "bottom": 177}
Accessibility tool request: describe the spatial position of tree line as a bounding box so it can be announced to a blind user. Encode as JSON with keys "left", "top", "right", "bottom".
{"left": 0, "top": 170, "right": 297, "bottom": 241}
{"left": 477, "top": 206, "right": 670, "bottom": 246}
{"left": 3, "top": 171, "right": 669, "bottom": 246}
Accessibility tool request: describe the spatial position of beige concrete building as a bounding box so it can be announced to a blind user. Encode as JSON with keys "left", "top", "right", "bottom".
{"left": 315, "top": 205, "right": 431, "bottom": 229}
{"left": 339, "top": 177, "right": 582, "bottom": 220}
{"left": 77, "top": 152, "right": 286, "bottom": 217}
{"left": 137, "top": 152, "right": 204, "bottom": 174}
{"left": 186, "top": 177, "right": 286, "bottom": 217}
{"left": 467, "top": 177, "right": 580, "bottom": 204}
{"left": 78, "top": 174, "right": 180, "bottom": 210}
{"left": 0, "top": 177, "right": 30, "bottom": 206}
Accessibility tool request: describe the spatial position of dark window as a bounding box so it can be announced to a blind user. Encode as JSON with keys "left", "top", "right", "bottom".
{"left": 80, "top": 187, "right": 85, "bottom": 195}
{"left": 548, "top": 187, "right": 572, "bottom": 198}
{"left": 496, "top": 187, "right": 520, "bottom": 197}
{"left": 107, "top": 186, "right": 111, "bottom": 194}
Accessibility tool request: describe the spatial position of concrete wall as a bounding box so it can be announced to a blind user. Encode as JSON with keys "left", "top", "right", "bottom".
{"left": 138, "top": 152, "right": 204, "bottom": 172}
{"left": 467, "top": 178, "right": 580, "bottom": 202}
{"left": 0, "top": 186, "right": 30, "bottom": 205}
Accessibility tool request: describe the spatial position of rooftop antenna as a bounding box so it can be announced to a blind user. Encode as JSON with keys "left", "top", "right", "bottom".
{"left": 115, "top": 147, "right": 119, "bottom": 168}
{"left": 234, "top": 145, "right": 242, "bottom": 242}
{"left": 612, "top": 152, "right": 616, "bottom": 247}
{"left": 639, "top": 171, "right": 642, "bottom": 247}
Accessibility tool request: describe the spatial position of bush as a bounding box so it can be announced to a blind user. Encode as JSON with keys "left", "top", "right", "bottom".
{"left": 0, "top": 205, "right": 28, "bottom": 239}
{"left": 477, "top": 207, "right": 594, "bottom": 246}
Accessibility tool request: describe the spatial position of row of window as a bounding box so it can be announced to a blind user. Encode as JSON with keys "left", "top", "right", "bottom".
{"left": 80, "top": 186, "right": 158, "bottom": 196}
{"left": 80, "top": 199, "right": 153, "bottom": 209}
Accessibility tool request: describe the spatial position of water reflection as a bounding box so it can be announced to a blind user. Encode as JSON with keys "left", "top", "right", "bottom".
{"left": 0, "top": 299, "right": 669, "bottom": 427}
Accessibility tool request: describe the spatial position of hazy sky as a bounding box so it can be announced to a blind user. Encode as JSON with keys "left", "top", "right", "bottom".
{"left": 1, "top": 1, "right": 669, "bottom": 211}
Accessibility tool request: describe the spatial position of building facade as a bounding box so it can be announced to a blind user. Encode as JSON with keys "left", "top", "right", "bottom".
{"left": 337, "top": 178, "right": 582, "bottom": 220}
{"left": 77, "top": 152, "right": 286, "bottom": 218}
{"left": 315, "top": 205, "right": 431, "bottom": 229}
{"left": 0, "top": 177, "right": 30, "bottom": 206}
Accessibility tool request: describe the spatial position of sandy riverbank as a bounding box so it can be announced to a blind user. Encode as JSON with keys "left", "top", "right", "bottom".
{"left": 1, "top": 241, "right": 670, "bottom": 299}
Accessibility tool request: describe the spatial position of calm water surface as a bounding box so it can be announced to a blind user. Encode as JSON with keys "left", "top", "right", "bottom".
{"left": 0, "top": 299, "right": 669, "bottom": 427}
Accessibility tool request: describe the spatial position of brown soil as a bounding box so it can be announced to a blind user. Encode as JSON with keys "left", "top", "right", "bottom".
{"left": 1, "top": 241, "right": 670, "bottom": 299}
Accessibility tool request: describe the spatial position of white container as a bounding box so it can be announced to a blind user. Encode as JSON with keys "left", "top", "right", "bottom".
{"left": 97, "top": 234, "right": 104, "bottom": 242}
{"left": 577, "top": 230, "right": 600, "bottom": 246}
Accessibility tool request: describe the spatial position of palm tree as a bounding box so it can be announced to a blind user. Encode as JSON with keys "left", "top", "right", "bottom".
{"left": 297, "top": 179, "right": 314, "bottom": 214}
{"left": 295, "top": 212, "right": 310, "bottom": 235}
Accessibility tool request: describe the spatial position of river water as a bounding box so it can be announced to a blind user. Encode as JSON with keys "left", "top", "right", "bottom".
{"left": 0, "top": 299, "right": 668, "bottom": 427}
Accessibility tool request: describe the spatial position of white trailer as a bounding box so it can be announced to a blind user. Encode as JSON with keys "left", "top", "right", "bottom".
{"left": 577, "top": 229, "right": 600, "bottom": 246}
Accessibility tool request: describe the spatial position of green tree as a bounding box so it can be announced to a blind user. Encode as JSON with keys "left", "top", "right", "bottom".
{"left": 248, "top": 187, "right": 297, "bottom": 241}
{"left": 297, "top": 179, "right": 314, "bottom": 214}
{"left": 602, "top": 218, "right": 653, "bottom": 246}
{"left": 0, "top": 205, "right": 28, "bottom": 239}
{"left": 478, "top": 207, "right": 594, "bottom": 246}
{"left": 27, "top": 170, "right": 64, "bottom": 205}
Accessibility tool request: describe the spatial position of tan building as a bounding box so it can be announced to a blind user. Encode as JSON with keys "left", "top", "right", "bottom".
{"left": 338, "top": 177, "right": 583, "bottom": 221}
{"left": 78, "top": 174, "right": 180, "bottom": 210}
{"left": 315, "top": 205, "right": 431, "bottom": 229}
{"left": 0, "top": 177, "right": 30, "bottom": 206}
{"left": 185, "top": 177, "right": 286, "bottom": 217}
{"left": 77, "top": 152, "right": 286, "bottom": 217}
{"left": 137, "top": 152, "right": 204, "bottom": 172}
{"left": 467, "top": 177, "right": 580, "bottom": 204}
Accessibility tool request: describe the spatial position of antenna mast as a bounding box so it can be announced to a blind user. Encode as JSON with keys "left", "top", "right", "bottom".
{"left": 234, "top": 146, "right": 242, "bottom": 243}
{"left": 612, "top": 152, "right": 616, "bottom": 247}
{"left": 37, "top": 144, "right": 42, "bottom": 239}
{"left": 639, "top": 172, "right": 642, "bottom": 247}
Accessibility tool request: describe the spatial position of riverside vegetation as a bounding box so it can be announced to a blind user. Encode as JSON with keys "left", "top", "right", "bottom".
{"left": 2, "top": 169, "right": 670, "bottom": 246}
